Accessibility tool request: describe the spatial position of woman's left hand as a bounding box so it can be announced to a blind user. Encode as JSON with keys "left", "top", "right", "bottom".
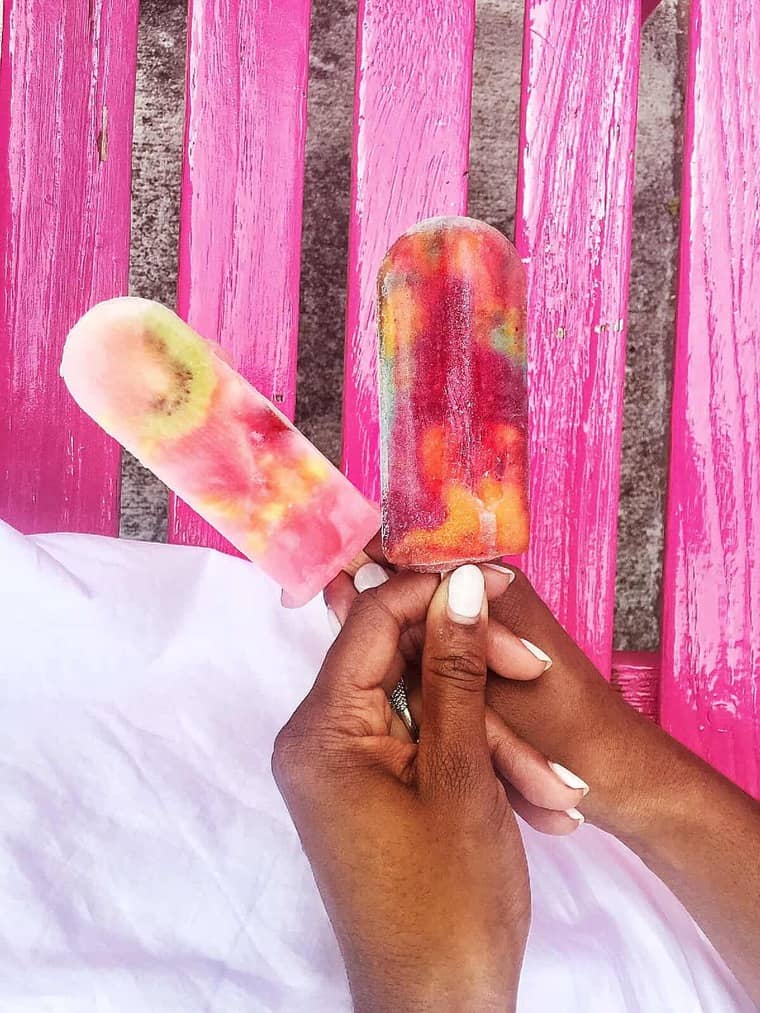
{"left": 273, "top": 566, "right": 585, "bottom": 1013}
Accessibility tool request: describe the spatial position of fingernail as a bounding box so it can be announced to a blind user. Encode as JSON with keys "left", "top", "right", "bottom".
{"left": 354, "top": 562, "right": 389, "bottom": 593}
{"left": 549, "top": 761, "right": 590, "bottom": 796}
{"left": 326, "top": 606, "right": 342, "bottom": 638}
{"left": 447, "top": 564, "right": 485, "bottom": 624}
{"left": 520, "top": 638, "right": 552, "bottom": 671}
{"left": 565, "top": 808, "right": 585, "bottom": 824}
{"left": 483, "top": 563, "right": 515, "bottom": 585}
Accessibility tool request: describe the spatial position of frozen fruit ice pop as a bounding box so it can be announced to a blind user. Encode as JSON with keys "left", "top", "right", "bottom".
{"left": 61, "top": 298, "right": 379, "bottom": 606}
{"left": 378, "top": 216, "right": 529, "bottom": 570}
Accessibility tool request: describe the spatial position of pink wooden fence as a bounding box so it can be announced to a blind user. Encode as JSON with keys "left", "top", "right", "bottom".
{"left": 0, "top": 0, "right": 139, "bottom": 534}
{"left": 660, "top": 0, "right": 759, "bottom": 796}
{"left": 171, "top": 0, "right": 311, "bottom": 554}
{"left": 0, "top": 0, "right": 757, "bottom": 796}
{"left": 342, "top": 0, "right": 474, "bottom": 500}
{"left": 513, "top": 0, "right": 641, "bottom": 680}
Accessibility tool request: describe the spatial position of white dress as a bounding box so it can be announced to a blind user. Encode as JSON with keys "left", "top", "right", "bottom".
{"left": 0, "top": 521, "right": 752, "bottom": 1012}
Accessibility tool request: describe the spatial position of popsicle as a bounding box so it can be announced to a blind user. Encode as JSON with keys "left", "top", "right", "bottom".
{"left": 378, "top": 216, "right": 529, "bottom": 570}
{"left": 61, "top": 298, "right": 379, "bottom": 606}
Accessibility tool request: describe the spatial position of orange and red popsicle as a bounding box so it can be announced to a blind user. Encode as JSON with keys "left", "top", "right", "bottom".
{"left": 378, "top": 217, "right": 529, "bottom": 570}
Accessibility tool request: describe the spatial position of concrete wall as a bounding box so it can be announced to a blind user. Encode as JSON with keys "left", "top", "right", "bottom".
{"left": 126, "top": 0, "right": 683, "bottom": 651}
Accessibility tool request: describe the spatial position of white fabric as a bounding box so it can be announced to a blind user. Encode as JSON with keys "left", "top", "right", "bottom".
{"left": 0, "top": 520, "right": 752, "bottom": 1012}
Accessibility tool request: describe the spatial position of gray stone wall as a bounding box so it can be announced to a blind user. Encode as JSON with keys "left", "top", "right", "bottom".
{"left": 126, "top": 0, "right": 683, "bottom": 651}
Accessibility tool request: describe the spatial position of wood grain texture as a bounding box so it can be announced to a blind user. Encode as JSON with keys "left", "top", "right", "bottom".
{"left": 0, "top": 0, "right": 139, "bottom": 534}
{"left": 660, "top": 0, "right": 759, "bottom": 795}
{"left": 170, "top": 0, "right": 311, "bottom": 552}
{"left": 611, "top": 651, "right": 659, "bottom": 721}
{"left": 513, "top": 0, "right": 641, "bottom": 676}
{"left": 341, "top": 0, "right": 475, "bottom": 500}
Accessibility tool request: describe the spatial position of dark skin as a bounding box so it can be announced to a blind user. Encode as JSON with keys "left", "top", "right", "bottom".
{"left": 274, "top": 567, "right": 590, "bottom": 1012}
{"left": 323, "top": 544, "right": 760, "bottom": 1005}
{"left": 485, "top": 566, "right": 760, "bottom": 1003}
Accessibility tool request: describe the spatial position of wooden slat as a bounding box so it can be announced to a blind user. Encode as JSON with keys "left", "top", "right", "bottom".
{"left": 0, "top": 0, "right": 139, "bottom": 534}
{"left": 660, "top": 0, "right": 759, "bottom": 796}
{"left": 611, "top": 651, "right": 659, "bottom": 721}
{"left": 171, "top": 0, "right": 311, "bottom": 552}
{"left": 514, "top": 0, "right": 641, "bottom": 676}
{"left": 641, "top": 0, "right": 663, "bottom": 23}
{"left": 341, "top": 0, "right": 475, "bottom": 501}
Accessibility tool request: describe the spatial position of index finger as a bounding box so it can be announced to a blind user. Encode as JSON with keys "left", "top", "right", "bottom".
{"left": 318, "top": 571, "right": 440, "bottom": 696}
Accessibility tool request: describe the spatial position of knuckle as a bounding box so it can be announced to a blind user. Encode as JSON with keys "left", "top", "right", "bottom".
{"left": 271, "top": 724, "right": 300, "bottom": 792}
{"left": 425, "top": 742, "right": 481, "bottom": 800}
{"left": 427, "top": 650, "right": 486, "bottom": 688}
{"left": 490, "top": 565, "right": 535, "bottom": 630}
{"left": 271, "top": 702, "right": 322, "bottom": 794}
{"left": 347, "top": 585, "right": 390, "bottom": 625}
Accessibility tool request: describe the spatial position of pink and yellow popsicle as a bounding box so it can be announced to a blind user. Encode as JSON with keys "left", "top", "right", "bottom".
{"left": 378, "top": 217, "right": 530, "bottom": 570}
{"left": 61, "top": 298, "right": 379, "bottom": 606}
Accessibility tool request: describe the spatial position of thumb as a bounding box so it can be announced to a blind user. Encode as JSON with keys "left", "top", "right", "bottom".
{"left": 418, "top": 565, "right": 491, "bottom": 786}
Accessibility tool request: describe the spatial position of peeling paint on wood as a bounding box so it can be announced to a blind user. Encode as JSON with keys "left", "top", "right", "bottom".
{"left": 97, "top": 104, "right": 108, "bottom": 162}
{"left": 170, "top": 0, "right": 311, "bottom": 553}
{"left": 0, "top": 0, "right": 139, "bottom": 534}
{"left": 341, "top": 0, "right": 475, "bottom": 501}
{"left": 611, "top": 651, "right": 659, "bottom": 720}
{"left": 660, "top": 0, "right": 759, "bottom": 796}
{"left": 513, "top": 0, "right": 641, "bottom": 677}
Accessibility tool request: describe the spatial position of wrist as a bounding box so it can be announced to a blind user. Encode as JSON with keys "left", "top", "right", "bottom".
{"left": 347, "top": 945, "right": 522, "bottom": 1013}
{"left": 351, "top": 979, "right": 516, "bottom": 1013}
{"left": 586, "top": 713, "right": 714, "bottom": 848}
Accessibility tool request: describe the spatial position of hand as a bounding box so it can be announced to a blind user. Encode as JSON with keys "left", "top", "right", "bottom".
{"left": 273, "top": 566, "right": 585, "bottom": 1013}
{"left": 327, "top": 542, "right": 590, "bottom": 835}
{"left": 330, "top": 549, "right": 760, "bottom": 1000}
{"left": 474, "top": 564, "right": 760, "bottom": 1002}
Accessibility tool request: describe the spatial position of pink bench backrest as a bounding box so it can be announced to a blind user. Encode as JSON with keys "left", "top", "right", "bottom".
{"left": 660, "top": 0, "right": 759, "bottom": 795}
{"left": 171, "top": 0, "right": 311, "bottom": 553}
{"left": 0, "top": 0, "right": 139, "bottom": 535}
{"left": 0, "top": 0, "right": 757, "bottom": 796}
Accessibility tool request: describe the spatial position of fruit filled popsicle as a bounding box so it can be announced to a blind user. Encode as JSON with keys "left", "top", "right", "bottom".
{"left": 61, "top": 298, "right": 379, "bottom": 606}
{"left": 378, "top": 216, "right": 529, "bottom": 570}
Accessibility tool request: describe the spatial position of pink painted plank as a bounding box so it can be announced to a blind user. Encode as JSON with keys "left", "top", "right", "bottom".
{"left": 660, "top": 0, "right": 760, "bottom": 796}
{"left": 170, "top": 0, "right": 311, "bottom": 552}
{"left": 0, "top": 0, "right": 139, "bottom": 534}
{"left": 341, "top": 0, "right": 475, "bottom": 500}
{"left": 514, "top": 0, "right": 641, "bottom": 676}
{"left": 611, "top": 651, "right": 659, "bottom": 721}
{"left": 641, "top": 0, "right": 663, "bottom": 23}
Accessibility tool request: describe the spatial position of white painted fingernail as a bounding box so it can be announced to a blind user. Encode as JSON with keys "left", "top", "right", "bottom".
{"left": 520, "top": 638, "right": 552, "bottom": 671}
{"left": 354, "top": 562, "right": 389, "bottom": 593}
{"left": 565, "top": 808, "right": 585, "bottom": 824}
{"left": 549, "top": 761, "right": 590, "bottom": 796}
{"left": 447, "top": 565, "right": 485, "bottom": 624}
{"left": 483, "top": 563, "right": 515, "bottom": 585}
{"left": 326, "top": 606, "right": 342, "bottom": 638}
